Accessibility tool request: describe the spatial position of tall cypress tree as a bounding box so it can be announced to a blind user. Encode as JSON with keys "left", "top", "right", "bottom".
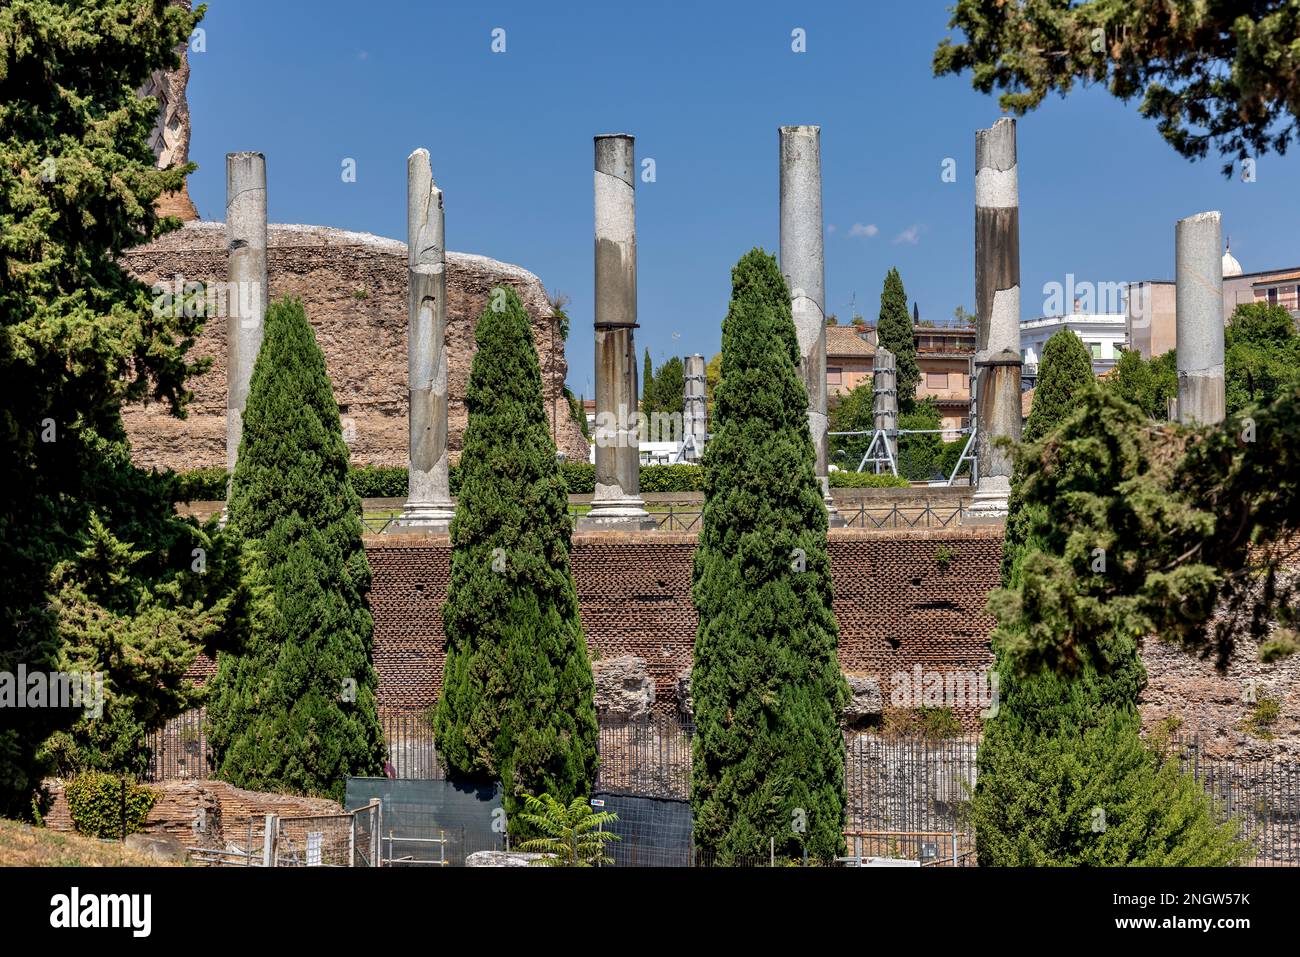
{"left": 207, "top": 298, "right": 385, "bottom": 802}
{"left": 641, "top": 348, "right": 655, "bottom": 413}
{"left": 435, "top": 286, "right": 597, "bottom": 819}
{"left": 972, "top": 335, "right": 1244, "bottom": 865}
{"left": 691, "top": 249, "right": 848, "bottom": 863}
{"left": 876, "top": 268, "right": 919, "bottom": 411}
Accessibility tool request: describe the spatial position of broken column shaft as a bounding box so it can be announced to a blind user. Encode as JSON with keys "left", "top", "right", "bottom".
{"left": 970, "top": 118, "right": 1023, "bottom": 519}
{"left": 225, "top": 151, "right": 268, "bottom": 478}
{"left": 393, "top": 148, "right": 456, "bottom": 532}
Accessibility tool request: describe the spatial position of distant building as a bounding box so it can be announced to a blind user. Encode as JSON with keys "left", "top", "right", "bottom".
{"left": 1126, "top": 244, "right": 1300, "bottom": 359}
{"left": 825, "top": 320, "right": 974, "bottom": 437}
{"left": 1020, "top": 309, "right": 1127, "bottom": 379}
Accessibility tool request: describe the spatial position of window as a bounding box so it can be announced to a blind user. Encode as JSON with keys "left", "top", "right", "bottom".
{"left": 1090, "top": 343, "right": 1103, "bottom": 360}
{"left": 927, "top": 371, "right": 948, "bottom": 389}
{"left": 1268, "top": 287, "right": 1279, "bottom": 306}
{"left": 827, "top": 366, "right": 842, "bottom": 385}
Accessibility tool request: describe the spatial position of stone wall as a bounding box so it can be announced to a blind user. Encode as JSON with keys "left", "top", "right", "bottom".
{"left": 120, "top": 221, "right": 589, "bottom": 471}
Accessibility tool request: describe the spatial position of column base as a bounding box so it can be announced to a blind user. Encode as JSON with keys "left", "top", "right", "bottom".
{"left": 386, "top": 501, "right": 456, "bottom": 534}
{"left": 965, "top": 485, "right": 1010, "bottom": 524}
{"left": 577, "top": 496, "right": 659, "bottom": 532}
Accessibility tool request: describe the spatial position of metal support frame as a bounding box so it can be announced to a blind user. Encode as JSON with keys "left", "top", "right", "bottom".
{"left": 946, "top": 426, "right": 978, "bottom": 487}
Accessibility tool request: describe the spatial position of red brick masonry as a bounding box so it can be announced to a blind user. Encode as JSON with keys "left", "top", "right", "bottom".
{"left": 366, "top": 527, "right": 1003, "bottom": 729}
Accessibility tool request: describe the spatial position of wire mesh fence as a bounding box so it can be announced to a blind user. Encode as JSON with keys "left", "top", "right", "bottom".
{"left": 144, "top": 706, "right": 211, "bottom": 782}
{"left": 595, "top": 715, "right": 693, "bottom": 799}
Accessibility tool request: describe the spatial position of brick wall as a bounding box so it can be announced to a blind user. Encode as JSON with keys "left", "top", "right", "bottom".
{"left": 366, "top": 527, "right": 1002, "bottom": 730}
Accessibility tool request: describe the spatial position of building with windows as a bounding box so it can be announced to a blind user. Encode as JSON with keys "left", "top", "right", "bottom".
{"left": 1126, "top": 245, "right": 1300, "bottom": 359}
{"left": 1020, "top": 311, "right": 1128, "bottom": 380}
{"left": 825, "top": 322, "right": 974, "bottom": 436}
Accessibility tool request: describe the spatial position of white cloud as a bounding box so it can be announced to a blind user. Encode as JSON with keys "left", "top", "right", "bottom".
{"left": 848, "top": 222, "right": 879, "bottom": 238}
{"left": 892, "top": 224, "right": 923, "bottom": 245}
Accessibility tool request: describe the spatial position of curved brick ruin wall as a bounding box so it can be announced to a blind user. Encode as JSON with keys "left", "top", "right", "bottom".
{"left": 120, "top": 221, "right": 589, "bottom": 472}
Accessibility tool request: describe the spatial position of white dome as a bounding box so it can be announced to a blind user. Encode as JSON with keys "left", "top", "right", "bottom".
{"left": 1222, "top": 240, "right": 1243, "bottom": 277}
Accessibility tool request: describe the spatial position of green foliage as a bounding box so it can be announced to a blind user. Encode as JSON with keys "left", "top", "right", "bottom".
{"left": 643, "top": 355, "right": 685, "bottom": 425}
{"left": 882, "top": 707, "right": 962, "bottom": 739}
{"left": 514, "top": 792, "right": 620, "bottom": 866}
{"left": 434, "top": 287, "right": 597, "bottom": 818}
{"left": 564, "top": 386, "right": 589, "bottom": 439}
{"left": 876, "top": 268, "right": 920, "bottom": 409}
{"left": 207, "top": 299, "right": 386, "bottom": 803}
{"left": 827, "top": 379, "right": 874, "bottom": 467}
{"left": 349, "top": 465, "right": 409, "bottom": 499}
{"left": 691, "top": 249, "right": 848, "bottom": 864}
{"left": 971, "top": 669, "right": 1248, "bottom": 865}
{"left": 1224, "top": 302, "right": 1300, "bottom": 416}
{"left": 1004, "top": 329, "right": 1096, "bottom": 584}
{"left": 933, "top": 0, "right": 1300, "bottom": 176}
{"left": 641, "top": 348, "right": 654, "bottom": 411}
{"left": 0, "top": 0, "right": 240, "bottom": 817}
{"left": 827, "top": 471, "right": 910, "bottom": 489}
{"left": 64, "top": 771, "right": 157, "bottom": 840}
{"left": 1242, "top": 696, "right": 1281, "bottom": 739}
{"left": 1107, "top": 347, "right": 1177, "bottom": 419}
{"left": 704, "top": 351, "right": 722, "bottom": 419}
{"left": 896, "top": 401, "right": 944, "bottom": 481}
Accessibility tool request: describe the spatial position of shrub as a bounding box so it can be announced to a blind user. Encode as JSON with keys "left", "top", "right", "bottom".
{"left": 64, "top": 771, "right": 157, "bottom": 839}
{"left": 827, "top": 470, "right": 910, "bottom": 489}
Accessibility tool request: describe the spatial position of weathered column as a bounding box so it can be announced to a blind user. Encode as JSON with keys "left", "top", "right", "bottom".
{"left": 873, "top": 345, "right": 898, "bottom": 468}
{"left": 969, "top": 118, "right": 1024, "bottom": 521}
{"left": 682, "top": 353, "right": 707, "bottom": 462}
{"left": 392, "top": 148, "right": 456, "bottom": 532}
{"left": 579, "top": 134, "right": 654, "bottom": 530}
{"left": 779, "top": 125, "right": 843, "bottom": 526}
{"left": 226, "top": 151, "right": 267, "bottom": 479}
{"left": 1175, "top": 211, "right": 1226, "bottom": 426}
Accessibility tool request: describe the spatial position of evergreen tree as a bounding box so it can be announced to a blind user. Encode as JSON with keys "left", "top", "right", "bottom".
{"left": 641, "top": 348, "right": 654, "bottom": 412}
{"left": 207, "top": 298, "right": 385, "bottom": 802}
{"left": 973, "top": 379, "right": 1247, "bottom": 866}
{"left": 0, "top": 0, "right": 235, "bottom": 816}
{"left": 435, "top": 287, "right": 597, "bottom": 820}
{"left": 1224, "top": 302, "right": 1300, "bottom": 415}
{"left": 876, "top": 268, "right": 920, "bottom": 410}
{"left": 648, "top": 355, "right": 685, "bottom": 433}
{"left": 1003, "top": 329, "right": 1094, "bottom": 583}
{"left": 691, "top": 249, "right": 848, "bottom": 863}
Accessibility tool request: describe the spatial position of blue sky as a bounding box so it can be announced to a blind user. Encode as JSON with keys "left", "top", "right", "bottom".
{"left": 185, "top": 0, "right": 1299, "bottom": 397}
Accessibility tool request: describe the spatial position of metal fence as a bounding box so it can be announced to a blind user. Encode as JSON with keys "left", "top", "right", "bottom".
{"left": 843, "top": 733, "right": 979, "bottom": 866}
{"left": 381, "top": 709, "right": 445, "bottom": 780}
{"left": 360, "top": 503, "right": 968, "bottom": 534}
{"left": 144, "top": 707, "right": 211, "bottom": 782}
{"left": 596, "top": 715, "right": 694, "bottom": 799}
{"left": 1172, "top": 734, "right": 1300, "bottom": 866}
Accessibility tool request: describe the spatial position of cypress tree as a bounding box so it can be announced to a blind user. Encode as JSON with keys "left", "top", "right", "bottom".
{"left": 641, "top": 348, "right": 655, "bottom": 413}
{"left": 876, "top": 268, "right": 919, "bottom": 411}
{"left": 207, "top": 298, "right": 386, "bottom": 802}
{"left": 691, "top": 249, "right": 848, "bottom": 863}
{"left": 435, "top": 286, "right": 597, "bottom": 819}
{"left": 1003, "top": 329, "right": 1095, "bottom": 583}
{"left": 972, "top": 340, "right": 1246, "bottom": 865}
{"left": 650, "top": 355, "right": 685, "bottom": 431}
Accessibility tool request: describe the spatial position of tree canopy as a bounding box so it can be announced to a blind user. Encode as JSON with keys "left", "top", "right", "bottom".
{"left": 934, "top": 0, "right": 1300, "bottom": 176}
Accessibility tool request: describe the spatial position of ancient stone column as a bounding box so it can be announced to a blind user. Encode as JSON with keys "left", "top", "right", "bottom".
{"left": 225, "top": 151, "right": 267, "bottom": 479}
{"left": 1175, "top": 211, "right": 1226, "bottom": 426}
{"left": 969, "top": 118, "right": 1024, "bottom": 521}
{"left": 779, "top": 125, "right": 843, "bottom": 525}
{"left": 579, "top": 134, "right": 654, "bottom": 530}
{"left": 682, "top": 353, "right": 707, "bottom": 463}
{"left": 873, "top": 345, "right": 898, "bottom": 467}
{"left": 392, "top": 148, "right": 456, "bottom": 532}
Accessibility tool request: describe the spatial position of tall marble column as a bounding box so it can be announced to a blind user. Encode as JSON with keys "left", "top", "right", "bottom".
{"left": 226, "top": 151, "right": 267, "bottom": 479}
{"left": 579, "top": 134, "right": 654, "bottom": 530}
{"left": 779, "top": 125, "right": 843, "bottom": 525}
{"left": 1175, "top": 211, "right": 1226, "bottom": 426}
{"left": 392, "top": 148, "right": 456, "bottom": 532}
{"left": 969, "top": 118, "right": 1024, "bottom": 521}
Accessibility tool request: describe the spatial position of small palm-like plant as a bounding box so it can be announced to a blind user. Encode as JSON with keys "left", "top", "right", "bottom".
{"left": 515, "top": 793, "right": 620, "bottom": 866}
